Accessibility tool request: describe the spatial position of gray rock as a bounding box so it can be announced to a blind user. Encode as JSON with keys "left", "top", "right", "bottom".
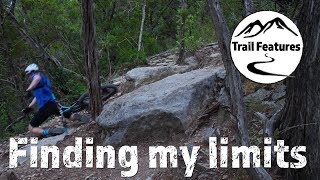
{"left": 262, "top": 101, "right": 282, "bottom": 117}
{"left": 147, "top": 51, "right": 178, "bottom": 66}
{"left": 125, "top": 65, "right": 194, "bottom": 87}
{"left": 103, "top": 128, "right": 127, "bottom": 145}
{"left": 262, "top": 101, "right": 278, "bottom": 109}
{"left": 277, "top": 98, "right": 285, "bottom": 107}
{"left": 245, "top": 88, "right": 272, "bottom": 102}
{"left": 196, "top": 162, "right": 211, "bottom": 172}
{"left": 254, "top": 112, "right": 268, "bottom": 122}
{"left": 196, "top": 43, "right": 223, "bottom": 67}
{"left": 97, "top": 67, "right": 225, "bottom": 145}
{"left": 210, "top": 52, "right": 221, "bottom": 58}
{"left": 17, "top": 128, "right": 75, "bottom": 165}
{"left": 272, "top": 85, "right": 286, "bottom": 101}
{"left": 202, "top": 127, "right": 219, "bottom": 143}
{"left": 85, "top": 173, "right": 98, "bottom": 180}
{"left": 197, "top": 173, "right": 213, "bottom": 179}
{"left": 0, "top": 171, "right": 19, "bottom": 180}
{"left": 112, "top": 76, "right": 126, "bottom": 86}
{"left": 183, "top": 56, "right": 198, "bottom": 66}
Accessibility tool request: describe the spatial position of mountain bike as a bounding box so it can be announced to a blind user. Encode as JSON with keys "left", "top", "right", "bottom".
{"left": 5, "top": 84, "right": 118, "bottom": 131}
{"left": 57, "top": 83, "right": 118, "bottom": 117}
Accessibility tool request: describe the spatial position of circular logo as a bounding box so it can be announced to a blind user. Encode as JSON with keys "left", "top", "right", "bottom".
{"left": 230, "top": 11, "right": 303, "bottom": 84}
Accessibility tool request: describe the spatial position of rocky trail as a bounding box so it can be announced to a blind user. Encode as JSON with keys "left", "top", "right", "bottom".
{"left": 0, "top": 43, "right": 285, "bottom": 180}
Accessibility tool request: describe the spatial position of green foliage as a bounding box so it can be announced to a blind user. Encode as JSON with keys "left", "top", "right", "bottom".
{"left": 176, "top": 1, "right": 216, "bottom": 53}
{"left": 221, "top": 0, "right": 245, "bottom": 31}
{"left": 49, "top": 68, "right": 87, "bottom": 103}
{"left": 1, "top": 0, "right": 301, "bottom": 139}
{"left": 245, "top": 98, "right": 268, "bottom": 114}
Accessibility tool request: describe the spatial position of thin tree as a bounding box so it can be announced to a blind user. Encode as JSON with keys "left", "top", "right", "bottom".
{"left": 81, "top": 0, "right": 102, "bottom": 120}
{"left": 280, "top": 1, "right": 320, "bottom": 179}
{"left": 138, "top": 0, "right": 146, "bottom": 51}
{"left": 177, "top": 0, "right": 187, "bottom": 65}
{"left": 243, "top": 0, "right": 253, "bottom": 16}
{"left": 207, "top": 0, "right": 271, "bottom": 179}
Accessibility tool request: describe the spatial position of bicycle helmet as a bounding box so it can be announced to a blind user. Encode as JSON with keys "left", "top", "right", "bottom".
{"left": 25, "top": 63, "right": 39, "bottom": 74}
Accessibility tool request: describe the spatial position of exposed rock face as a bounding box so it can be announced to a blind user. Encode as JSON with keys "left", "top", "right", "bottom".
{"left": 147, "top": 51, "right": 177, "bottom": 66}
{"left": 125, "top": 65, "right": 195, "bottom": 87}
{"left": 271, "top": 84, "right": 286, "bottom": 101}
{"left": 195, "top": 43, "right": 222, "bottom": 67}
{"left": 244, "top": 88, "right": 272, "bottom": 102}
{"left": 97, "top": 67, "right": 226, "bottom": 145}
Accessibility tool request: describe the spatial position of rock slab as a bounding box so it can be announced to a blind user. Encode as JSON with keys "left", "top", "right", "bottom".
{"left": 125, "top": 65, "right": 194, "bottom": 87}
{"left": 97, "top": 67, "right": 225, "bottom": 145}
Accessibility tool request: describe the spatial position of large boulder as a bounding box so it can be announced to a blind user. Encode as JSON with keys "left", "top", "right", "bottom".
{"left": 97, "top": 67, "right": 225, "bottom": 145}
{"left": 125, "top": 65, "right": 195, "bottom": 87}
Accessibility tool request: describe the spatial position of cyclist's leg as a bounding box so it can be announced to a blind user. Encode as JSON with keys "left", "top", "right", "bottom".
{"left": 28, "top": 124, "right": 43, "bottom": 136}
{"left": 29, "top": 110, "right": 49, "bottom": 136}
{"left": 29, "top": 101, "right": 60, "bottom": 136}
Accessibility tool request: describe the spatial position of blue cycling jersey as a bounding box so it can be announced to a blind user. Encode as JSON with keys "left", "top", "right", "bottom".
{"left": 31, "top": 73, "right": 55, "bottom": 110}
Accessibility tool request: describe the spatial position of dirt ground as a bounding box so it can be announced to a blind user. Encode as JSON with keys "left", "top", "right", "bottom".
{"left": 1, "top": 105, "right": 256, "bottom": 180}
{"left": 0, "top": 48, "right": 285, "bottom": 179}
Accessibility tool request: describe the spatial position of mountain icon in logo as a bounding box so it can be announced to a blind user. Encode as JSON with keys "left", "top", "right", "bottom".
{"left": 235, "top": 17, "right": 298, "bottom": 38}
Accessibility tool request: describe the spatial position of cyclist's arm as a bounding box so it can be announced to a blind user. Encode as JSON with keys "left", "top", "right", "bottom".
{"left": 26, "top": 74, "right": 41, "bottom": 91}
{"left": 29, "top": 97, "right": 36, "bottom": 107}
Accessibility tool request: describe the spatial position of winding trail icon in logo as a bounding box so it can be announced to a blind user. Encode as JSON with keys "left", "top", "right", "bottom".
{"left": 230, "top": 11, "right": 303, "bottom": 84}
{"left": 247, "top": 53, "right": 288, "bottom": 77}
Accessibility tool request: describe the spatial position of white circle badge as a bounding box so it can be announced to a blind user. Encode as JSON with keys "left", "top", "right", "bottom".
{"left": 230, "top": 11, "right": 303, "bottom": 84}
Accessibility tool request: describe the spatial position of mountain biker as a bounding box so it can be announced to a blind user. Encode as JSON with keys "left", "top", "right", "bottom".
{"left": 23, "top": 63, "right": 77, "bottom": 137}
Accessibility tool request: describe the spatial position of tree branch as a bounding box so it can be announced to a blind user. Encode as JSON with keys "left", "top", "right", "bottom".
{"left": 6, "top": 11, "right": 62, "bottom": 66}
{"left": 8, "top": 0, "right": 16, "bottom": 15}
{"left": 0, "top": 78, "right": 16, "bottom": 87}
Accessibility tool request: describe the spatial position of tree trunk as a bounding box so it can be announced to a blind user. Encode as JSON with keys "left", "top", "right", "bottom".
{"left": 109, "top": 0, "right": 117, "bottom": 22}
{"left": 138, "top": 0, "right": 146, "bottom": 51}
{"left": 0, "top": 0, "right": 4, "bottom": 34}
{"left": 280, "top": 1, "right": 320, "bottom": 179}
{"left": 81, "top": 0, "right": 102, "bottom": 120}
{"left": 243, "top": 0, "right": 253, "bottom": 16}
{"left": 177, "top": 0, "right": 187, "bottom": 65}
{"left": 207, "top": 0, "right": 271, "bottom": 179}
